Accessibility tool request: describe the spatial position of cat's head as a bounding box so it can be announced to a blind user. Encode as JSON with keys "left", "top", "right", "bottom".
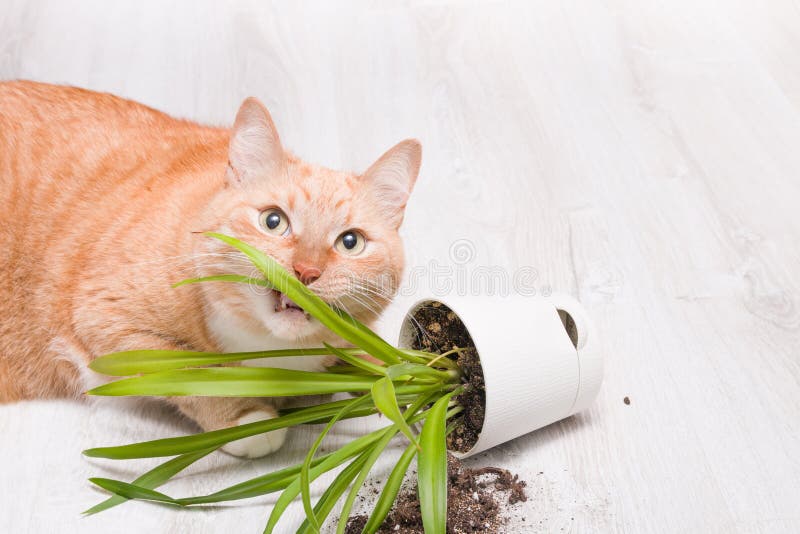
{"left": 199, "top": 98, "right": 420, "bottom": 342}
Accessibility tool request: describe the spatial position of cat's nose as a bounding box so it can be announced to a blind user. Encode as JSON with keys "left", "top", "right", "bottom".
{"left": 293, "top": 262, "right": 322, "bottom": 285}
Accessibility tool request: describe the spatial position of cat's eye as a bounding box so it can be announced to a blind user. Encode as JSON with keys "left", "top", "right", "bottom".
{"left": 335, "top": 230, "right": 366, "bottom": 255}
{"left": 259, "top": 208, "right": 290, "bottom": 236}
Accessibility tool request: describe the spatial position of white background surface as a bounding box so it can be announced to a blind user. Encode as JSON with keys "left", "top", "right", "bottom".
{"left": 1, "top": 1, "right": 799, "bottom": 532}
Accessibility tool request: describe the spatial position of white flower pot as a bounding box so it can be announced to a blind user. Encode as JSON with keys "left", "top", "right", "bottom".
{"left": 397, "top": 293, "right": 602, "bottom": 458}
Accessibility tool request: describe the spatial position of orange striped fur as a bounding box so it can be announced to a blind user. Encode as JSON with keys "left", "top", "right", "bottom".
{"left": 0, "top": 81, "right": 420, "bottom": 456}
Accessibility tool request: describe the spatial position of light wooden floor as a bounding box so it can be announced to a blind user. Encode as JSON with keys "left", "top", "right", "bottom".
{"left": 1, "top": 1, "right": 799, "bottom": 532}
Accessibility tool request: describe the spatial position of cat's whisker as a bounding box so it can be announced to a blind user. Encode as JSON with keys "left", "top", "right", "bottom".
{"left": 350, "top": 292, "right": 385, "bottom": 315}
{"left": 402, "top": 305, "right": 439, "bottom": 347}
{"left": 354, "top": 290, "right": 391, "bottom": 306}
{"left": 345, "top": 293, "right": 382, "bottom": 318}
{"left": 350, "top": 281, "right": 395, "bottom": 301}
{"left": 349, "top": 286, "right": 392, "bottom": 312}
{"left": 335, "top": 290, "right": 385, "bottom": 321}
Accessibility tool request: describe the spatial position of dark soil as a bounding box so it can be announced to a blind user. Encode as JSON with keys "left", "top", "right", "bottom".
{"left": 407, "top": 302, "right": 484, "bottom": 453}
{"left": 344, "top": 454, "right": 527, "bottom": 534}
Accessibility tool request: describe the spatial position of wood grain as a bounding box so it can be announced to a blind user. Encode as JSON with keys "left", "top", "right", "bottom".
{"left": 1, "top": 1, "right": 798, "bottom": 532}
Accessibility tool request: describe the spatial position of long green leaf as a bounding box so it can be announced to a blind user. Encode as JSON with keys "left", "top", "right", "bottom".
{"left": 85, "top": 389, "right": 441, "bottom": 461}
{"left": 325, "top": 364, "right": 375, "bottom": 375}
{"left": 90, "top": 478, "right": 177, "bottom": 504}
{"left": 264, "top": 425, "right": 391, "bottom": 534}
{"left": 323, "top": 343, "right": 387, "bottom": 376}
{"left": 172, "top": 274, "right": 271, "bottom": 288}
{"left": 262, "top": 405, "right": 439, "bottom": 534}
{"left": 279, "top": 393, "right": 418, "bottom": 418}
{"left": 90, "top": 347, "right": 364, "bottom": 377}
{"left": 84, "top": 397, "right": 373, "bottom": 459}
{"left": 335, "top": 388, "right": 439, "bottom": 534}
{"left": 184, "top": 429, "right": 382, "bottom": 506}
{"left": 362, "top": 441, "right": 418, "bottom": 534}
{"left": 330, "top": 308, "right": 429, "bottom": 366}
{"left": 86, "top": 367, "right": 378, "bottom": 397}
{"left": 83, "top": 448, "right": 214, "bottom": 514}
{"left": 300, "top": 395, "right": 373, "bottom": 532}
{"left": 205, "top": 233, "right": 403, "bottom": 365}
{"left": 394, "top": 383, "right": 454, "bottom": 396}
{"left": 417, "top": 393, "right": 453, "bottom": 534}
{"left": 297, "top": 450, "right": 373, "bottom": 534}
{"left": 90, "top": 457, "right": 319, "bottom": 507}
{"left": 189, "top": 401, "right": 436, "bottom": 510}
{"left": 371, "top": 377, "right": 419, "bottom": 449}
{"left": 88, "top": 405, "right": 461, "bottom": 516}
{"left": 179, "top": 461, "right": 309, "bottom": 506}
{"left": 88, "top": 405, "right": 445, "bottom": 514}
{"left": 88, "top": 429, "right": 386, "bottom": 509}
{"left": 386, "top": 362, "right": 452, "bottom": 381}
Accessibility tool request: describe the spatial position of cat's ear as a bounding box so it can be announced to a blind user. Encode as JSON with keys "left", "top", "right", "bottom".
{"left": 362, "top": 139, "right": 421, "bottom": 228}
{"left": 227, "top": 97, "right": 285, "bottom": 186}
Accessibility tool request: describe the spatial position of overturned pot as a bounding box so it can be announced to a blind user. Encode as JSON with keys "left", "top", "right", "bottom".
{"left": 396, "top": 294, "right": 602, "bottom": 458}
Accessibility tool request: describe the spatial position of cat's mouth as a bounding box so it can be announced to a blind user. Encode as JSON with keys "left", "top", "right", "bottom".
{"left": 272, "top": 290, "right": 310, "bottom": 319}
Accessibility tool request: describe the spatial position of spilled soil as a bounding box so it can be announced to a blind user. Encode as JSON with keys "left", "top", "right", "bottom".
{"left": 344, "top": 455, "right": 527, "bottom": 533}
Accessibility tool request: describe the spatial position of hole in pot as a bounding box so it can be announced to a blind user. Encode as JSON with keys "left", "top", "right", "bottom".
{"left": 400, "top": 300, "right": 485, "bottom": 454}
{"left": 557, "top": 309, "right": 579, "bottom": 349}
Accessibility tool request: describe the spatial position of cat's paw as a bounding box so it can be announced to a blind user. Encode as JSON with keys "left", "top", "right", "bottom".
{"left": 221, "top": 407, "right": 287, "bottom": 458}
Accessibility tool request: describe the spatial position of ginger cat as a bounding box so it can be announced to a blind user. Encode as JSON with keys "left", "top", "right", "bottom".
{"left": 0, "top": 81, "right": 420, "bottom": 457}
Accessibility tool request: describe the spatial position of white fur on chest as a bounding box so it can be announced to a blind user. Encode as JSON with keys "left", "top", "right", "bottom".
{"left": 207, "top": 311, "right": 331, "bottom": 372}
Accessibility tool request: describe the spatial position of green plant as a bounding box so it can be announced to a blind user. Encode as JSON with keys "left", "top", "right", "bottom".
{"left": 84, "top": 233, "right": 470, "bottom": 534}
